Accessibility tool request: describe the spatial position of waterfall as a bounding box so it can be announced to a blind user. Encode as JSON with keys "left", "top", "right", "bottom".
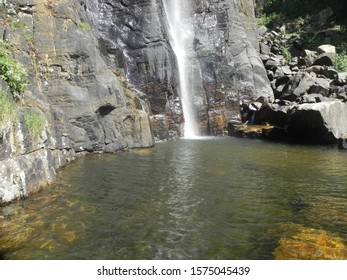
{"left": 162, "top": 0, "right": 200, "bottom": 138}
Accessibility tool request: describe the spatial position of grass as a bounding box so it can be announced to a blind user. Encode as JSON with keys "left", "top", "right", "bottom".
{"left": 24, "top": 111, "right": 45, "bottom": 140}
{"left": 9, "top": 21, "right": 27, "bottom": 30}
{"left": 0, "top": 39, "right": 29, "bottom": 98}
{"left": 0, "top": 91, "right": 16, "bottom": 133}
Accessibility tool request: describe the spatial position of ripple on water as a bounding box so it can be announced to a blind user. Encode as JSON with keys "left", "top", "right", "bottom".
{"left": 1, "top": 138, "right": 347, "bottom": 259}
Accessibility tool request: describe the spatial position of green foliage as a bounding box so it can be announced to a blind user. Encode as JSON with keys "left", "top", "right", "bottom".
{"left": 0, "top": 91, "right": 16, "bottom": 132}
{"left": 0, "top": 40, "right": 29, "bottom": 98}
{"left": 335, "top": 53, "right": 347, "bottom": 72}
{"left": 302, "top": 32, "right": 322, "bottom": 50}
{"left": 257, "top": 13, "right": 282, "bottom": 27}
{"left": 9, "top": 21, "right": 27, "bottom": 30}
{"left": 280, "top": 46, "right": 292, "bottom": 63}
{"left": 78, "top": 22, "right": 90, "bottom": 32}
{"left": 24, "top": 111, "right": 45, "bottom": 140}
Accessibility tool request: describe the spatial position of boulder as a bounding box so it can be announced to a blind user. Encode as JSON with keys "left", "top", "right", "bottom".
{"left": 265, "top": 58, "right": 280, "bottom": 70}
{"left": 307, "top": 77, "right": 331, "bottom": 96}
{"left": 260, "top": 42, "right": 271, "bottom": 55}
{"left": 322, "top": 67, "right": 338, "bottom": 79}
{"left": 293, "top": 73, "right": 316, "bottom": 97}
{"left": 298, "top": 50, "right": 318, "bottom": 66}
{"left": 253, "top": 103, "right": 289, "bottom": 127}
{"left": 275, "top": 75, "right": 291, "bottom": 87}
{"left": 311, "top": 7, "right": 333, "bottom": 27}
{"left": 334, "top": 73, "right": 347, "bottom": 86}
{"left": 287, "top": 101, "right": 347, "bottom": 144}
{"left": 317, "top": 44, "right": 336, "bottom": 55}
{"left": 313, "top": 53, "right": 335, "bottom": 66}
{"left": 338, "top": 135, "right": 347, "bottom": 149}
{"left": 306, "top": 65, "right": 324, "bottom": 75}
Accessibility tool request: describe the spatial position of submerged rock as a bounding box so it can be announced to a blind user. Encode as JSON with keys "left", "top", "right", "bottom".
{"left": 273, "top": 223, "right": 347, "bottom": 260}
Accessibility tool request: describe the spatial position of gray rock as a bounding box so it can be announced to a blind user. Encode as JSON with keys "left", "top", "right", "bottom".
{"left": 307, "top": 77, "right": 331, "bottom": 96}
{"left": 287, "top": 101, "right": 347, "bottom": 144}
{"left": 265, "top": 59, "right": 280, "bottom": 70}
{"left": 322, "top": 67, "right": 338, "bottom": 79}
{"left": 253, "top": 103, "right": 289, "bottom": 127}
{"left": 260, "top": 42, "right": 271, "bottom": 55}
{"left": 317, "top": 44, "right": 336, "bottom": 55}
{"left": 293, "top": 73, "right": 316, "bottom": 97}
{"left": 335, "top": 73, "right": 347, "bottom": 86}
{"left": 275, "top": 75, "right": 291, "bottom": 87}
{"left": 306, "top": 65, "right": 324, "bottom": 75}
{"left": 313, "top": 53, "right": 335, "bottom": 66}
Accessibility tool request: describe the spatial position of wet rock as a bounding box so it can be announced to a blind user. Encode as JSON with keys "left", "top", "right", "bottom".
{"left": 273, "top": 223, "right": 347, "bottom": 260}
{"left": 338, "top": 136, "right": 347, "bottom": 149}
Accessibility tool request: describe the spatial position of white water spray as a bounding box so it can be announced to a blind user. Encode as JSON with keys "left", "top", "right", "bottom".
{"left": 162, "top": 0, "right": 200, "bottom": 138}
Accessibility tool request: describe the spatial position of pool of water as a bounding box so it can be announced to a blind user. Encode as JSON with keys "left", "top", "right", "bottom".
{"left": 1, "top": 137, "right": 347, "bottom": 259}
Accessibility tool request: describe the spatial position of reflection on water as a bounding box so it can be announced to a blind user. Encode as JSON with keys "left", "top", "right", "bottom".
{"left": 1, "top": 137, "right": 347, "bottom": 259}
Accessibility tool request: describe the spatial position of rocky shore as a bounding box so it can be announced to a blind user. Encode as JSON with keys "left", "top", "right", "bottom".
{"left": 228, "top": 10, "right": 347, "bottom": 148}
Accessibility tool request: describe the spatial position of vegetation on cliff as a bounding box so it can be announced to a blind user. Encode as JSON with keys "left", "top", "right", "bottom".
{"left": 0, "top": 91, "right": 16, "bottom": 132}
{"left": 0, "top": 39, "right": 28, "bottom": 98}
{"left": 256, "top": 0, "right": 347, "bottom": 64}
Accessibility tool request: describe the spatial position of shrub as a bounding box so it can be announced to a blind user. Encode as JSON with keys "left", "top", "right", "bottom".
{"left": 257, "top": 12, "right": 282, "bottom": 27}
{"left": 0, "top": 91, "right": 16, "bottom": 132}
{"left": 0, "top": 40, "right": 29, "bottom": 98}
{"left": 24, "top": 111, "right": 45, "bottom": 140}
{"left": 280, "top": 46, "right": 292, "bottom": 63}
{"left": 335, "top": 53, "right": 347, "bottom": 72}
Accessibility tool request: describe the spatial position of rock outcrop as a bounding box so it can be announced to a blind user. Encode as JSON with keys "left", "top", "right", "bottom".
{"left": 229, "top": 18, "right": 347, "bottom": 145}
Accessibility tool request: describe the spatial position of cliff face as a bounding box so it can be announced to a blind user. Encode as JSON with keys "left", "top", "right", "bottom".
{"left": 0, "top": 0, "right": 272, "bottom": 203}
{"left": 0, "top": 0, "right": 154, "bottom": 204}
{"left": 87, "top": 0, "right": 273, "bottom": 138}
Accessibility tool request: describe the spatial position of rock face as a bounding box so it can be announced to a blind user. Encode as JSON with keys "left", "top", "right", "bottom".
{"left": 0, "top": 0, "right": 154, "bottom": 204}
{"left": 87, "top": 0, "right": 273, "bottom": 138}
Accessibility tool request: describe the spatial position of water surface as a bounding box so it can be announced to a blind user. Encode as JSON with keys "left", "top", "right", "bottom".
{"left": 1, "top": 137, "right": 347, "bottom": 259}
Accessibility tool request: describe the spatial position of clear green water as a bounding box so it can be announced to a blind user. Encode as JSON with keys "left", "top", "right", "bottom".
{"left": 1, "top": 137, "right": 347, "bottom": 259}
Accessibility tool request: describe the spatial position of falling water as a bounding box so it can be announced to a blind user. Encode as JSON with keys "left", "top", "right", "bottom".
{"left": 162, "top": 0, "right": 200, "bottom": 138}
